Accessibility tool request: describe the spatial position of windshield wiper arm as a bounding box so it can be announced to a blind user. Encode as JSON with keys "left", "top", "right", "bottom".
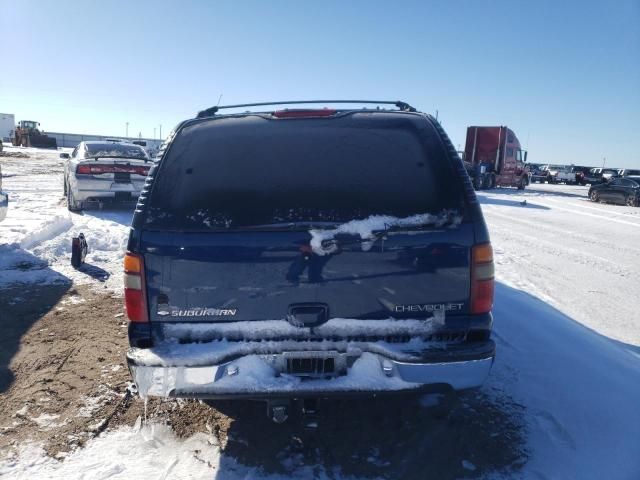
{"left": 234, "top": 221, "right": 342, "bottom": 231}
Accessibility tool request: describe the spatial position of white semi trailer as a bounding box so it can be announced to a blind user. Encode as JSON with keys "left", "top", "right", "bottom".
{"left": 0, "top": 113, "right": 15, "bottom": 142}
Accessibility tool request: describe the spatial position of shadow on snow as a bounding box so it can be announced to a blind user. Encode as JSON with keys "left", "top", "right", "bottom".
{"left": 0, "top": 245, "right": 71, "bottom": 393}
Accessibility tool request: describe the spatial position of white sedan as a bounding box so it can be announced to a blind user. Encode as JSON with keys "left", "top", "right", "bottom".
{"left": 62, "top": 141, "right": 152, "bottom": 211}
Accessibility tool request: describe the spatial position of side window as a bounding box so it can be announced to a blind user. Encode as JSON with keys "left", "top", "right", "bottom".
{"left": 620, "top": 179, "right": 633, "bottom": 187}
{"left": 610, "top": 179, "right": 621, "bottom": 186}
{"left": 71, "top": 146, "right": 79, "bottom": 158}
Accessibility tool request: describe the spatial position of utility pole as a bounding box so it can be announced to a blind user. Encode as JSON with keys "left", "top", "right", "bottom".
{"left": 153, "top": 127, "right": 156, "bottom": 139}
{"left": 159, "top": 124, "right": 162, "bottom": 140}
{"left": 602, "top": 157, "right": 606, "bottom": 168}
{"left": 125, "top": 122, "right": 129, "bottom": 138}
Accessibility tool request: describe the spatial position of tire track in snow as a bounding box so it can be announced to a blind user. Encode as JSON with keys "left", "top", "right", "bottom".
{"left": 486, "top": 215, "right": 640, "bottom": 345}
{"left": 486, "top": 214, "right": 633, "bottom": 278}
{"left": 520, "top": 200, "right": 640, "bottom": 228}
{"left": 483, "top": 208, "right": 640, "bottom": 258}
{"left": 540, "top": 196, "right": 640, "bottom": 220}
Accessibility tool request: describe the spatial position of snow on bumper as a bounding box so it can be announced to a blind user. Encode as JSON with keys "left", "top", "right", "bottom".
{"left": 127, "top": 344, "right": 495, "bottom": 399}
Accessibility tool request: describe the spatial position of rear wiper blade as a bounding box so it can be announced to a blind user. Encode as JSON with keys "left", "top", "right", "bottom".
{"left": 236, "top": 221, "right": 341, "bottom": 231}
{"left": 370, "top": 223, "right": 445, "bottom": 234}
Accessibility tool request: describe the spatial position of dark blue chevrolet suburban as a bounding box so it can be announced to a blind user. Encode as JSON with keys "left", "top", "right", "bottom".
{"left": 124, "top": 101, "right": 495, "bottom": 421}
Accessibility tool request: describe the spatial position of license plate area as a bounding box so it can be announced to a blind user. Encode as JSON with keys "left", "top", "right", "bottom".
{"left": 262, "top": 351, "right": 356, "bottom": 379}
{"left": 113, "top": 172, "right": 131, "bottom": 183}
{"left": 110, "top": 182, "right": 133, "bottom": 191}
{"left": 287, "top": 356, "right": 335, "bottom": 376}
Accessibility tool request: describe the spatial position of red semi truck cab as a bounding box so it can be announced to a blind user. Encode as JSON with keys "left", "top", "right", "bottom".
{"left": 463, "top": 126, "right": 529, "bottom": 190}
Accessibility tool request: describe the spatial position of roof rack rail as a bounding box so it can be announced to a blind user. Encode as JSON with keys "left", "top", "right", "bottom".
{"left": 196, "top": 100, "right": 416, "bottom": 118}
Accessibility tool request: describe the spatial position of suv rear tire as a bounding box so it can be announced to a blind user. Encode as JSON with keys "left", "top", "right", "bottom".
{"left": 589, "top": 191, "right": 600, "bottom": 202}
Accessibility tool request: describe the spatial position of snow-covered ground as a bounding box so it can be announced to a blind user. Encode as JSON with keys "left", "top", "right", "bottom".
{"left": 0, "top": 147, "right": 130, "bottom": 291}
{"left": 1, "top": 149, "right": 639, "bottom": 479}
{"left": 479, "top": 183, "right": 640, "bottom": 346}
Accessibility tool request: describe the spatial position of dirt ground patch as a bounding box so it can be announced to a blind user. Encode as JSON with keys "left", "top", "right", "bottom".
{"left": 0, "top": 284, "right": 132, "bottom": 457}
{"left": 0, "top": 284, "right": 527, "bottom": 478}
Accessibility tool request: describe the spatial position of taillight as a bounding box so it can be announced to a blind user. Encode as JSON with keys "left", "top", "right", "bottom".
{"left": 471, "top": 243, "right": 494, "bottom": 314}
{"left": 124, "top": 252, "right": 148, "bottom": 322}
{"left": 76, "top": 164, "right": 150, "bottom": 175}
{"left": 273, "top": 109, "right": 337, "bottom": 118}
{"left": 133, "top": 166, "right": 150, "bottom": 176}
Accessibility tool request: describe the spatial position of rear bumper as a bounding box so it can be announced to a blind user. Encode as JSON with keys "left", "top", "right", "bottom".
{"left": 0, "top": 191, "right": 8, "bottom": 222}
{"left": 73, "top": 178, "right": 144, "bottom": 202}
{"left": 126, "top": 340, "right": 495, "bottom": 400}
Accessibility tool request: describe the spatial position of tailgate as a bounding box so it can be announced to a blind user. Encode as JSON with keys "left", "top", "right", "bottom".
{"left": 141, "top": 223, "right": 473, "bottom": 323}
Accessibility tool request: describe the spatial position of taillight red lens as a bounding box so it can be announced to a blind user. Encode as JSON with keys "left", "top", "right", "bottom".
{"left": 124, "top": 252, "right": 148, "bottom": 322}
{"left": 125, "top": 288, "right": 147, "bottom": 322}
{"left": 273, "top": 109, "right": 337, "bottom": 118}
{"left": 471, "top": 279, "right": 494, "bottom": 314}
{"left": 76, "top": 165, "right": 150, "bottom": 175}
{"left": 471, "top": 243, "right": 495, "bottom": 314}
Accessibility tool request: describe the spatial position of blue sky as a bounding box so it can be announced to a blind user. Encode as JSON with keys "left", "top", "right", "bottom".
{"left": 1, "top": 0, "right": 638, "bottom": 167}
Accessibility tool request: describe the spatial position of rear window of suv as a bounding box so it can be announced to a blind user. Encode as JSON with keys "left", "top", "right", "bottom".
{"left": 144, "top": 113, "right": 465, "bottom": 231}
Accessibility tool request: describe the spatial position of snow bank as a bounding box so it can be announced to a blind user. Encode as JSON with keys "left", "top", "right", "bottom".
{"left": 0, "top": 421, "right": 355, "bottom": 479}
{"left": 0, "top": 423, "right": 217, "bottom": 479}
{"left": 488, "top": 284, "right": 640, "bottom": 479}
{"left": 19, "top": 215, "right": 73, "bottom": 250}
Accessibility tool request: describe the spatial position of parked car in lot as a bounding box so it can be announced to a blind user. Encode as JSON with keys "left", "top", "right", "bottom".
{"left": 0, "top": 162, "right": 7, "bottom": 222}
{"left": 124, "top": 100, "right": 496, "bottom": 421}
{"left": 584, "top": 167, "right": 604, "bottom": 185}
{"left": 61, "top": 141, "right": 151, "bottom": 211}
{"left": 546, "top": 165, "right": 575, "bottom": 184}
{"left": 601, "top": 168, "right": 620, "bottom": 182}
{"left": 529, "top": 163, "right": 548, "bottom": 183}
{"left": 570, "top": 166, "right": 592, "bottom": 185}
{"left": 619, "top": 168, "right": 640, "bottom": 177}
{"left": 588, "top": 176, "right": 640, "bottom": 206}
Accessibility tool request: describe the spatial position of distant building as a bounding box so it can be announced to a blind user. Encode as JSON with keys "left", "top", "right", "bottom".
{"left": 46, "top": 132, "right": 162, "bottom": 154}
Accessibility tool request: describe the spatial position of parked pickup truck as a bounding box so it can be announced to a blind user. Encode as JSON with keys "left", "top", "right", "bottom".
{"left": 124, "top": 100, "right": 496, "bottom": 422}
{"left": 619, "top": 169, "right": 640, "bottom": 177}
{"left": 584, "top": 167, "right": 603, "bottom": 185}
{"left": 570, "top": 166, "right": 593, "bottom": 185}
{"left": 529, "top": 164, "right": 549, "bottom": 183}
{"left": 545, "top": 165, "right": 575, "bottom": 184}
